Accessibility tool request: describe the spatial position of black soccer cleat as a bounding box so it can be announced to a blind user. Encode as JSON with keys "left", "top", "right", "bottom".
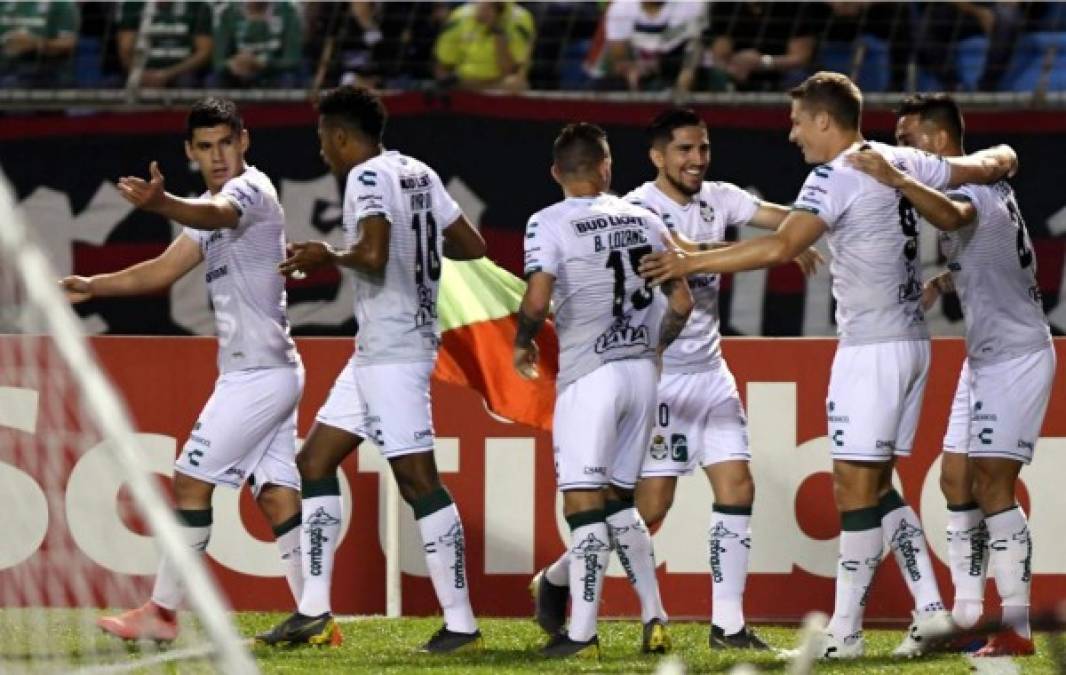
{"left": 709, "top": 624, "right": 770, "bottom": 651}
{"left": 419, "top": 624, "right": 484, "bottom": 653}
{"left": 254, "top": 612, "right": 342, "bottom": 647}
{"left": 541, "top": 631, "right": 599, "bottom": 659}
{"left": 530, "top": 568, "right": 568, "bottom": 636}
{"left": 642, "top": 618, "right": 672, "bottom": 654}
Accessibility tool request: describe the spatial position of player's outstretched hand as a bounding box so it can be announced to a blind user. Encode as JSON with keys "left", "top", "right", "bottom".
{"left": 513, "top": 343, "right": 540, "bottom": 380}
{"left": 793, "top": 247, "right": 825, "bottom": 277}
{"left": 639, "top": 249, "right": 689, "bottom": 287}
{"left": 117, "top": 161, "right": 166, "bottom": 212}
{"left": 846, "top": 149, "right": 906, "bottom": 189}
{"left": 278, "top": 241, "right": 333, "bottom": 277}
{"left": 59, "top": 276, "right": 92, "bottom": 304}
{"left": 921, "top": 271, "right": 954, "bottom": 311}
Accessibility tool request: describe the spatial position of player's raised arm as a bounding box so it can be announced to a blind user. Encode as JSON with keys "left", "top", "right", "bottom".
{"left": 513, "top": 271, "right": 553, "bottom": 380}
{"left": 442, "top": 214, "right": 487, "bottom": 260}
{"left": 639, "top": 211, "right": 827, "bottom": 286}
{"left": 944, "top": 144, "right": 1018, "bottom": 187}
{"left": 847, "top": 149, "right": 977, "bottom": 231}
{"left": 59, "top": 232, "right": 203, "bottom": 302}
{"left": 117, "top": 161, "right": 241, "bottom": 230}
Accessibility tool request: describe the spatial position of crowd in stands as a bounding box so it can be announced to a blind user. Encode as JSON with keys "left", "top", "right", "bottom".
{"left": 2, "top": 1, "right": 1065, "bottom": 94}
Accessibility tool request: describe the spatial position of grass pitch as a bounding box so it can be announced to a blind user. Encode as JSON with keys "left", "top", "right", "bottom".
{"left": 0, "top": 611, "right": 1060, "bottom": 673}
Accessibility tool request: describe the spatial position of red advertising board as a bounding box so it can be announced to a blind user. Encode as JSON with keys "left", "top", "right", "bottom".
{"left": 1, "top": 336, "right": 1064, "bottom": 622}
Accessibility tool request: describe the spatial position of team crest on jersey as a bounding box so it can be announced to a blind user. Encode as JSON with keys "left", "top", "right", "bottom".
{"left": 650, "top": 434, "right": 668, "bottom": 460}
{"left": 594, "top": 314, "right": 650, "bottom": 354}
{"left": 698, "top": 199, "right": 715, "bottom": 223}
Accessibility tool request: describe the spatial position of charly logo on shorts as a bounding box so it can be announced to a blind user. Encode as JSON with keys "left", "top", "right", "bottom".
{"left": 650, "top": 434, "right": 668, "bottom": 460}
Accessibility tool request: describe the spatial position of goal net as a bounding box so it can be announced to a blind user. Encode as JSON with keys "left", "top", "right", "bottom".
{"left": 0, "top": 175, "right": 256, "bottom": 673}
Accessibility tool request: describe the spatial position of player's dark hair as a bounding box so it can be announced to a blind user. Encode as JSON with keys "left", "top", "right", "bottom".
{"left": 187, "top": 97, "right": 243, "bottom": 140}
{"left": 647, "top": 108, "right": 705, "bottom": 147}
{"left": 553, "top": 123, "right": 608, "bottom": 177}
{"left": 790, "top": 71, "right": 862, "bottom": 131}
{"left": 316, "top": 85, "right": 387, "bottom": 143}
{"left": 897, "top": 93, "right": 965, "bottom": 145}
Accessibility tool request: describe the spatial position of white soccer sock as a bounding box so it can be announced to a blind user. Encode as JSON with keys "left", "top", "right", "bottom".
{"left": 828, "top": 508, "right": 882, "bottom": 639}
{"left": 946, "top": 504, "right": 987, "bottom": 629}
{"left": 415, "top": 490, "right": 477, "bottom": 634}
{"left": 545, "top": 551, "right": 570, "bottom": 587}
{"left": 709, "top": 505, "right": 753, "bottom": 635}
{"left": 985, "top": 506, "right": 1032, "bottom": 638}
{"left": 566, "top": 512, "right": 610, "bottom": 642}
{"left": 607, "top": 504, "right": 666, "bottom": 624}
{"left": 298, "top": 482, "right": 343, "bottom": 617}
{"left": 880, "top": 493, "right": 944, "bottom": 615}
{"left": 151, "top": 508, "right": 212, "bottom": 611}
{"left": 273, "top": 513, "right": 304, "bottom": 607}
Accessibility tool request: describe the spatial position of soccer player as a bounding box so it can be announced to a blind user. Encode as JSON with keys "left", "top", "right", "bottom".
{"left": 852, "top": 93, "right": 1053, "bottom": 657}
{"left": 255, "top": 86, "right": 488, "bottom": 652}
{"left": 531, "top": 107, "right": 821, "bottom": 652}
{"left": 516, "top": 122, "right": 693, "bottom": 658}
{"left": 61, "top": 98, "right": 304, "bottom": 642}
{"left": 639, "top": 72, "right": 1019, "bottom": 658}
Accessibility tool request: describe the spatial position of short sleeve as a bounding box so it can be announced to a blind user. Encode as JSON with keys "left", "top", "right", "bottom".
{"left": 218, "top": 173, "right": 262, "bottom": 228}
{"left": 182, "top": 226, "right": 204, "bottom": 246}
{"left": 605, "top": 1, "right": 636, "bottom": 42}
{"left": 716, "top": 182, "right": 761, "bottom": 226}
{"left": 792, "top": 165, "right": 853, "bottom": 227}
{"left": 646, "top": 214, "right": 671, "bottom": 252}
{"left": 523, "top": 216, "right": 560, "bottom": 278}
{"left": 903, "top": 147, "right": 951, "bottom": 191}
{"left": 344, "top": 166, "right": 392, "bottom": 226}
{"left": 431, "top": 170, "right": 462, "bottom": 228}
{"left": 945, "top": 183, "right": 978, "bottom": 205}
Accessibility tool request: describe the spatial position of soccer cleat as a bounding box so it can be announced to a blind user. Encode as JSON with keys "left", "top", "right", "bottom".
{"left": 641, "top": 618, "right": 671, "bottom": 654}
{"left": 97, "top": 602, "right": 179, "bottom": 643}
{"left": 974, "top": 630, "right": 1035, "bottom": 657}
{"left": 419, "top": 624, "right": 484, "bottom": 653}
{"left": 709, "top": 624, "right": 770, "bottom": 651}
{"left": 254, "top": 612, "right": 342, "bottom": 647}
{"left": 530, "top": 568, "right": 568, "bottom": 637}
{"left": 893, "top": 610, "right": 956, "bottom": 657}
{"left": 818, "top": 630, "right": 865, "bottom": 659}
{"left": 541, "top": 632, "right": 599, "bottom": 659}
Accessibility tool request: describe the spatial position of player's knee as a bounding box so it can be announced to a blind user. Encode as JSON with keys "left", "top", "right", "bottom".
{"left": 172, "top": 471, "right": 214, "bottom": 508}
{"left": 638, "top": 497, "right": 671, "bottom": 528}
{"left": 972, "top": 470, "right": 1014, "bottom": 513}
{"left": 393, "top": 469, "right": 441, "bottom": 505}
{"left": 296, "top": 448, "right": 334, "bottom": 481}
{"left": 721, "top": 473, "right": 755, "bottom": 506}
{"left": 939, "top": 467, "right": 969, "bottom": 503}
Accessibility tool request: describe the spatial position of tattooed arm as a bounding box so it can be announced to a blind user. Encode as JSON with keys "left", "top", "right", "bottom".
{"left": 514, "top": 271, "right": 554, "bottom": 379}
{"left": 657, "top": 278, "right": 693, "bottom": 357}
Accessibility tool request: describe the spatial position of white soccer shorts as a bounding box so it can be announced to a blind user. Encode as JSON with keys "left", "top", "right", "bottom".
{"left": 642, "top": 363, "right": 750, "bottom": 478}
{"left": 315, "top": 357, "right": 436, "bottom": 458}
{"left": 175, "top": 365, "right": 303, "bottom": 495}
{"left": 942, "top": 345, "right": 1055, "bottom": 464}
{"left": 827, "top": 340, "right": 930, "bottom": 461}
{"left": 553, "top": 358, "right": 658, "bottom": 491}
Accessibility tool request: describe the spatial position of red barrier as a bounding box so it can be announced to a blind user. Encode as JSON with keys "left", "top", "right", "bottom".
{"left": 1, "top": 336, "right": 1064, "bottom": 621}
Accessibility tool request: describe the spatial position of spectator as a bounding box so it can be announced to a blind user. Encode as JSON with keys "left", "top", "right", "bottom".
{"left": 212, "top": 1, "right": 302, "bottom": 88}
{"left": 0, "top": 1, "right": 78, "bottom": 88}
{"left": 704, "top": 2, "right": 828, "bottom": 92}
{"left": 593, "top": 1, "right": 705, "bottom": 92}
{"left": 821, "top": 2, "right": 912, "bottom": 92}
{"left": 527, "top": 2, "right": 601, "bottom": 90}
{"left": 304, "top": 2, "right": 448, "bottom": 90}
{"left": 116, "top": 1, "right": 212, "bottom": 87}
{"left": 915, "top": 2, "right": 1032, "bottom": 91}
{"left": 434, "top": 1, "right": 535, "bottom": 92}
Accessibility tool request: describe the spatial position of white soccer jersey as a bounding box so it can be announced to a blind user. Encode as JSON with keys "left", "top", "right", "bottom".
{"left": 183, "top": 165, "right": 298, "bottom": 373}
{"left": 625, "top": 181, "right": 760, "bottom": 374}
{"left": 793, "top": 140, "right": 952, "bottom": 345}
{"left": 940, "top": 181, "right": 1051, "bottom": 365}
{"left": 342, "top": 150, "right": 462, "bottom": 365}
{"left": 524, "top": 193, "right": 671, "bottom": 389}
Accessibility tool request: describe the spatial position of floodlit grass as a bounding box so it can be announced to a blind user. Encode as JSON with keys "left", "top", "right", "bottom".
{"left": 0, "top": 610, "right": 1060, "bottom": 673}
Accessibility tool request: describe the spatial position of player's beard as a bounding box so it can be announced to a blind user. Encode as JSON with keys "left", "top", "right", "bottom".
{"left": 665, "top": 167, "right": 702, "bottom": 197}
